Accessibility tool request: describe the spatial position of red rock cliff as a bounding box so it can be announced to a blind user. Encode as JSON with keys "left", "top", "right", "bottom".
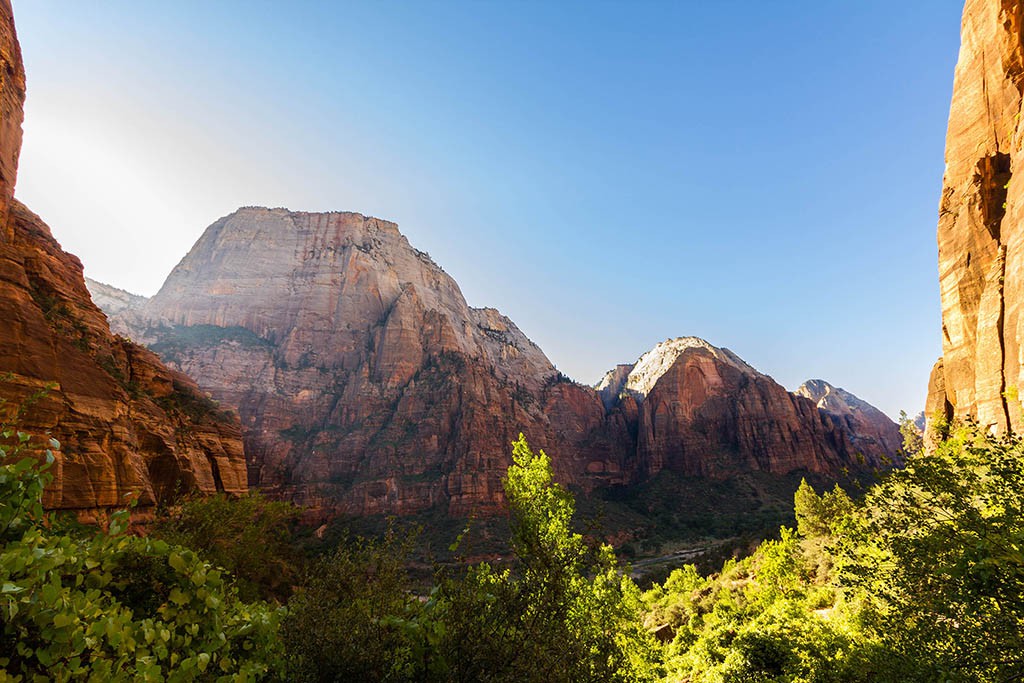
{"left": 927, "top": 0, "right": 1024, "bottom": 430}
{"left": 121, "top": 207, "right": 639, "bottom": 516}
{"left": 0, "top": 1, "right": 248, "bottom": 518}
{"left": 103, "top": 210, "right": 899, "bottom": 517}
{"left": 0, "top": 0, "right": 23, "bottom": 239}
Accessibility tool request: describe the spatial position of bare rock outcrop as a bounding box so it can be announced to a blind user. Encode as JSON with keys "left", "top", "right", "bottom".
{"left": 101, "top": 211, "right": 900, "bottom": 516}
{"left": 601, "top": 340, "right": 896, "bottom": 479}
{"left": 0, "top": 201, "right": 248, "bottom": 518}
{"left": 0, "top": 0, "right": 248, "bottom": 519}
{"left": 795, "top": 379, "right": 903, "bottom": 462}
{"left": 117, "top": 207, "right": 638, "bottom": 516}
{"left": 927, "top": 0, "right": 1024, "bottom": 431}
{"left": 0, "top": 0, "right": 23, "bottom": 239}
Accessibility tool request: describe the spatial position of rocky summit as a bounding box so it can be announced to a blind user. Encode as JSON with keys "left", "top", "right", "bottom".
{"left": 95, "top": 209, "right": 901, "bottom": 517}
{"left": 600, "top": 339, "right": 899, "bottom": 478}
{"left": 0, "top": 0, "right": 247, "bottom": 521}
{"left": 927, "top": 0, "right": 1024, "bottom": 432}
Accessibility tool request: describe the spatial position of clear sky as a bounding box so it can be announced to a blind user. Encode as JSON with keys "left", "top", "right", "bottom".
{"left": 12, "top": 1, "right": 963, "bottom": 419}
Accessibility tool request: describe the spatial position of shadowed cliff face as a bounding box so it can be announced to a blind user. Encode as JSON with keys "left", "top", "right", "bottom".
{"left": 0, "top": 0, "right": 248, "bottom": 520}
{"left": 927, "top": 0, "right": 1024, "bottom": 431}
{"left": 99, "top": 210, "right": 900, "bottom": 517}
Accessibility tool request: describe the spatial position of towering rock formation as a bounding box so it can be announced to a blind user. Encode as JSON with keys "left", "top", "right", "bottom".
{"left": 598, "top": 338, "right": 897, "bottom": 478}
{"left": 0, "top": 0, "right": 23, "bottom": 239}
{"left": 99, "top": 209, "right": 900, "bottom": 517}
{"left": 115, "top": 207, "right": 640, "bottom": 515}
{"left": 795, "top": 379, "right": 903, "bottom": 460}
{"left": 0, "top": 0, "right": 248, "bottom": 519}
{"left": 927, "top": 0, "right": 1024, "bottom": 431}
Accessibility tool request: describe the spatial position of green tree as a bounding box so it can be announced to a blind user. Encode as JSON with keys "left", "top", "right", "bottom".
{"left": 151, "top": 492, "right": 302, "bottom": 602}
{"left": 281, "top": 529, "right": 421, "bottom": 682}
{"left": 426, "top": 434, "right": 660, "bottom": 682}
{"left": 839, "top": 422, "right": 1024, "bottom": 681}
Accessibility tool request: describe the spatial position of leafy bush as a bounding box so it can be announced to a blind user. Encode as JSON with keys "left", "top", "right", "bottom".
{"left": 151, "top": 492, "right": 302, "bottom": 603}
{"left": 839, "top": 422, "right": 1024, "bottom": 681}
{"left": 0, "top": 427, "right": 284, "bottom": 681}
{"left": 644, "top": 420, "right": 1024, "bottom": 682}
{"left": 281, "top": 529, "right": 421, "bottom": 682}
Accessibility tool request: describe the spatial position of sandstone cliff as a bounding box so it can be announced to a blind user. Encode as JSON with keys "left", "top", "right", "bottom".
{"left": 600, "top": 339, "right": 897, "bottom": 478}
{"left": 98, "top": 208, "right": 900, "bottom": 516}
{"left": 0, "top": 0, "right": 248, "bottom": 519}
{"left": 795, "top": 379, "right": 903, "bottom": 462}
{"left": 113, "top": 207, "right": 640, "bottom": 515}
{"left": 927, "top": 0, "right": 1024, "bottom": 431}
{"left": 0, "top": 0, "right": 23, "bottom": 240}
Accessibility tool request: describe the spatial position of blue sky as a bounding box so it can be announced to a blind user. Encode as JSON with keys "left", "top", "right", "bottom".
{"left": 12, "top": 1, "right": 964, "bottom": 418}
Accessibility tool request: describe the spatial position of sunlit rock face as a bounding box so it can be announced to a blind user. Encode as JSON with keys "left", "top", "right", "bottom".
{"left": 112, "top": 207, "right": 640, "bottom": 516}
{"left": 0, "top": 201, "right": 248, "bottom": 519}
{"left": 927, "top": 0, "right": 1024, "bottom": 432}
{"left": 0, "top": 0, "right": 23, "bottom": 241}
{"left": 600, "top": 341, "right": 898, "bottom": 479}
{"left": 0, "top": 0, "right": 248, "bottom": 520}
{"left": 795, "top": 379, "right": 903, "bottom": 464}
{"left": 100, "top": 209, "right": 900, "bottom": 517}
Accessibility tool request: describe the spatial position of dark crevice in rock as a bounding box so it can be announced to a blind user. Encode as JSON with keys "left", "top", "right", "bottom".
{"left": 206, "top": 453, "right": 224, "bottom": 493}
{"left": 995, "top": 245, "right": 1011, "bottom": 430}
{"left": 976, "top": 152, "right": 1012, "bottom": 241}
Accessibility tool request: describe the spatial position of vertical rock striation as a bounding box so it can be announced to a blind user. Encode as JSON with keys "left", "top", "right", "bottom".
{"left": 928, "top": 0, "right": 1024, "bottom": 431}
{"left": 123, "top": 207, "right": 640, "bottom": 515}
{"left": 0, "top": 0, "right": 23, "bottom": 240}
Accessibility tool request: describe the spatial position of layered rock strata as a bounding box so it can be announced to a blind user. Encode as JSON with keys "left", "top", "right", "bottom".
{"left": 0, "top": 0, "right": 23, "bottom": 239}
{"left": 101, "top": 208, "right": 900, "bottom": 517}
{"left": 115, "top": 208, "right": 639, "bottom": 515}
{"left": 0, "top": 0, "right": 248, "bottom": 519}
{"left": 927, "top": 0, "right": 1024, "bottom": 431}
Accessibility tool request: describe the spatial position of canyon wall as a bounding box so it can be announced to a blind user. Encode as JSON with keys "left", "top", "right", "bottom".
{"left": 102, "top": 209, "right": 900, "bottom": 517}
{"left": 0, "top": 0, "right": 23, "bottom": 239}
{"left": 927, "top": 0, "right": 1024, "bottom": 431}
{"left": 0, "top": 0, "right": 248, "bottom": 519}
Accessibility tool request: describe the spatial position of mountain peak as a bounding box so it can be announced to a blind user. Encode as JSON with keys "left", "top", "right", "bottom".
{"left": 607, "top": 336, "right": 759, "bottom": 404}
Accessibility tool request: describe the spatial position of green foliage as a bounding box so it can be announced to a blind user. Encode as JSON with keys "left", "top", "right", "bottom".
{"left": 645, "top": 420, "right": 1024, "bottom": 682}
{"left": 898, "top": 410, "right": 924, "bottom": 458}
{"left": 282, "top": 530, "right": 422, "bottom": 682}
{"left": 150, "top": 492, "right": 302, "bottom": 603}
{"left": 149, "top": 324, "right": 272, "bottom": 366}
{"left": 643, "top": 522, "right": 883, "bottom": 683}
{"left": 422, "top": 434, "right": 661, "bottom": 682}
{"left": 0, "top": 427, "right": 284, "bottom": 681}
{"left": 278, "top": 435, "right": 659, "bottom": 682}
{"left": 839, "top": 422, "right": 1024, "bottom": 681}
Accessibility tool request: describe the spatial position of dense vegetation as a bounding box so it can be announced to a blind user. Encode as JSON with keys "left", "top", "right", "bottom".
{"left": 1, "top": 416, "right": 1021, "bottom": 680}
